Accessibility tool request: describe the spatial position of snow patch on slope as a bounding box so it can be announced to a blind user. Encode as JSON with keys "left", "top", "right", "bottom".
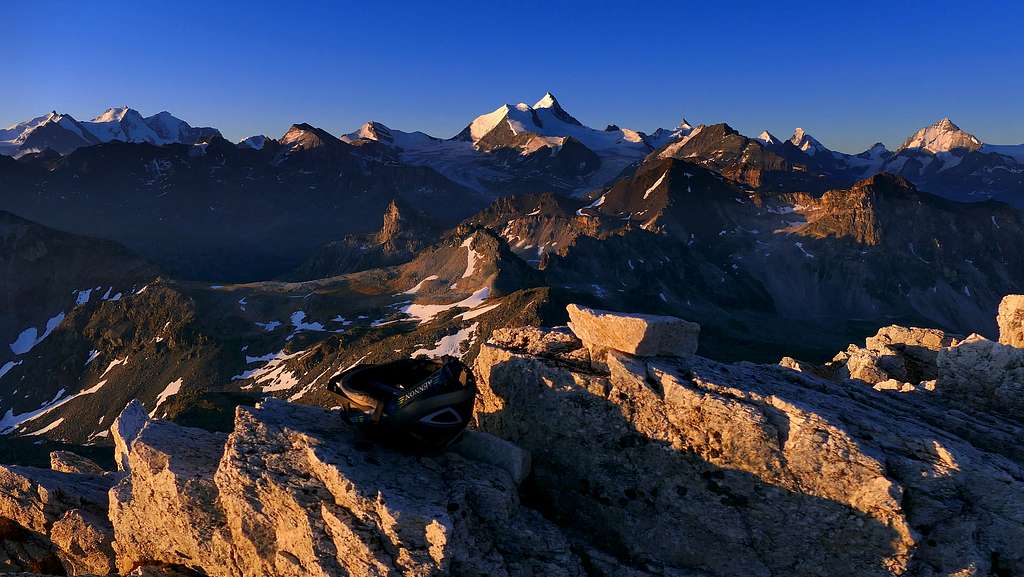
{"left": 412, "top": 323, "right": 479, "bottom": 359}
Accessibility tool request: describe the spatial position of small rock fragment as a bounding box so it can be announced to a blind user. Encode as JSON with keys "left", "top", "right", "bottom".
{"left": 49, "top": 451, "right": 105, "bottom": 475}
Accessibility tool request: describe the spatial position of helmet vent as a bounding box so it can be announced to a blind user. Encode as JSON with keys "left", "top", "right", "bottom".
{"left": 419, "top": 407, "right": 464, "bottom": 426}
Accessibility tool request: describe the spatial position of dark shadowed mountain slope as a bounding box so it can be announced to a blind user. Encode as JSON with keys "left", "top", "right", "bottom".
{"left": 0, "top": 211, "right": 157, "bottom": 370}
{"left": 288, "top": 198, "right": 443, "bottom": 280}
{"left": 0, "top": 125, "right": 488, "bottom": 281}
{"left": 0, "top": 223, "right": 548, "bottom": 445}
{"left": 460, "top": 156, "right": 1024, "bottom": 360}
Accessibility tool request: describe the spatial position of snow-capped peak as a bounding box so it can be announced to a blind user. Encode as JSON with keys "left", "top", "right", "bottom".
{"left": 790, "top": 128, "right": 828, "bottom": 156}
{"left": 898, "top": 117, "right": 982, "bottom": 153}
{"left": 91, "top": 106, "right": 133, "bottom": 123}
{"left": 531, "top": 91, "right": 583, "bottom": 127}
{"left": 467, "top": 104, "right": 515, "bottom": 141}
{"left": 238, "top": 135, "right": 269, "bottom": 150}
{"left": 84, "top": 106, "right": 164, "bottom": 144}
{"left": 533, "top": 92, "right": 559, "bottom": 110}
{"left": 1, "top": 112, "right": 62, "bottom": 141}
{"left": 144, "top": 111, "right": 190, "bottom": 142}
{"left": 758, "top": 131, "right": 781, "bottom": 146}
{"left": 349, "top": 121, "right": 394, "bottom": 143}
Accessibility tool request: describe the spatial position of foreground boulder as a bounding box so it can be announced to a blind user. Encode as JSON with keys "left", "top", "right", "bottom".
{"left": 0, "top": 464, "right": 115, "bottom": 574}
{"left": 566, "top": 303, "right": 700, "bottom": 362}
{"left": 998, "top": 294, "right": 1024, "bottom": 348}
{"left": 1, "top": 400, "right": 585, "bottom": 576}
{"left": 109, "top": 399, "right": 580, "bottom": 577}
{"left": 474, "top": 321, "right": 1024, "bottom": 576}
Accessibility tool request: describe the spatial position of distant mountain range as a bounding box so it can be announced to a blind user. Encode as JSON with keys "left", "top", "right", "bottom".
{"left": 4, "top": 96, "right": 1023, "bottom": 204}
{"left": 0, "top": 107, "right": 220, "bottom": 156}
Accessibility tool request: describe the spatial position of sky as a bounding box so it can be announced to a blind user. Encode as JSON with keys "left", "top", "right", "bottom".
{"left": 3, "top": 0, "right": 1023, "bottom": 153}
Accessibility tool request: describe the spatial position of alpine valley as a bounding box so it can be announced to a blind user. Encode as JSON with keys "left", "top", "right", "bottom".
{"left": 2, "top": 94, "right": 1024, "bottom": 576}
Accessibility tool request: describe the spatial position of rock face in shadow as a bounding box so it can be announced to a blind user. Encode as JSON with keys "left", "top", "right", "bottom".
{"left": 473, "top": 314, "right": 1024, "bottom": 576}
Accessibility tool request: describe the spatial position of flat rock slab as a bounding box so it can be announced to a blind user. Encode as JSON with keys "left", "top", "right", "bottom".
{"left": 567, "top": 304, "right": 699, "bottom": 357}
{"left": 50, "top": 450, "right": 106, "bottom": 475}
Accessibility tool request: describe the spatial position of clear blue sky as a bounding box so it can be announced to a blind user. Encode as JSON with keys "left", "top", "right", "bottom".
{"left": 3, "top": 0, "right": 1023, "bottom": 152}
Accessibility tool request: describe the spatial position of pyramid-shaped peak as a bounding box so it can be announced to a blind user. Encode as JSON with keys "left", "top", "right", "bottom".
{"left": 898, "top": 117, "right": 982, "bottom": 153}
{"left": 356, "top": 121, "right": 394, "bottom": 142}
{"left": 530, "top": 92, "right": 582, "bottom": 126}
{"left": 533, "top": 92, "right": 560, "bottom": 109}
{"left": 280, "top": 123, "right": 341, "bottom": 149}
{"left": 790, "top": 127, "right": 827, "bottom": 155}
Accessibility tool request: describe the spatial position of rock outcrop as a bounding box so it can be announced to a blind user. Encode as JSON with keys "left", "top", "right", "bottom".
{"left": 3, "top": 303, "right": 1024, "bottom": 576}
{"left": 827, "top": 325, "right": 958, "bottom": 387}
{"left": 0, "top": 463, "right": 115, "bottom": 574}
{"left": 49, "top": 451, "right": 105, "bottom": 475}
{"left": 998, "top": 294, "right": 1024, "bottom": 348}
{"left": 826, "top": 323, "right": 1024, "bottom": 421}
{"left": 566, "top": 303, "right": 700, "bottom": 363}
{"left": 1, "top": 399, "right": 583, "bottom": 577}
{"left": 474, "top": 309, "right": 1024, "bottom": 577}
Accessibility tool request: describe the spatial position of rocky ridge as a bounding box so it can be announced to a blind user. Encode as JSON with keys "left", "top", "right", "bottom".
{"left": 0, "top": 299, "right": 1022, "bottom": 576}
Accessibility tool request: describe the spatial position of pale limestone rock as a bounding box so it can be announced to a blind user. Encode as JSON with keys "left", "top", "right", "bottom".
{"left": 830, "top": 325, "right": 956, "bottom": 385}
{"left": 0, "top": 517, "right": 67, "bottom": 574}
{"left": 49, "top": 508, "right": 116, "bottom": 575}
{"left": 935, "top": 333, "right": 1024, "bottom": 420}
{"left": 0, "top": 465, "right": 111, "bottom": 535}
{"left": 778, "top": 356, "right": 807, "bottom": 372}
{"left": 108, "top": 417, "right": 232, "bottom": 574}
{"left": 104, "top": 399, "right": 582, "bottom": 577}
{"left": 212, "top": 400, "right": 580, "bottom": 577}
{"left": 997, "top": 294, "right": 1024, "bottom": 348}
{"left": 0, "top": 465, "right": 114, "bottom": 575}
{"left": 872, "top": 379, "right": 916, "bottom": 393}
{"left": 832, "top": 346, "right": 893, "bottom": 384}
{"left": 474, "top": 325, "right": 1024, "bottom": 577}
{"left": 49, "top": 451, "right": 105, "bottom": 475}
{"left": 566, "top": 304, "right": 699, "bottom": 361}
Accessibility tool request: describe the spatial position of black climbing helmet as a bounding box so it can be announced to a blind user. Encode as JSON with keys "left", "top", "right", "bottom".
{"left": 327, "top": 355, "right": 476, "bottom": 452}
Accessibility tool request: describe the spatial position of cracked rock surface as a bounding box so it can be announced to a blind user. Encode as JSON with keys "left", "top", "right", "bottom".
{"left": 473, "top": 322, "right": 1024, "bottom": 577}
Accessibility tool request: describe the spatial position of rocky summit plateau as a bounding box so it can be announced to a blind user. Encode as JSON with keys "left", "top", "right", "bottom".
{"left": 3, "top": 88, "right": 1024, "bottom": 577}
{"left": 0, "top": 300, "right": 1023, "bottom": 576}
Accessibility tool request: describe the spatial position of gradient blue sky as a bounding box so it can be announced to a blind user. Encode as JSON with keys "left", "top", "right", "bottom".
{"left": 3, "top": 0, "right": 1023, "bottom": 152}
